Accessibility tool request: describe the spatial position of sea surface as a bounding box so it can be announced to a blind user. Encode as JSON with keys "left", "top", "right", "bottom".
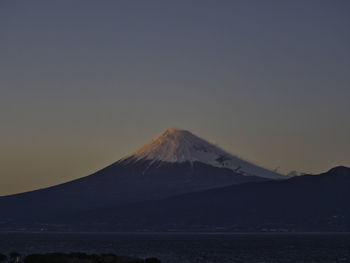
{"left": 0, "top": 232, "right": 349, "bottom": 263}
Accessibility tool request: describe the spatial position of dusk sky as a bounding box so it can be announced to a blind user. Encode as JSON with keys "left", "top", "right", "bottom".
{"left": 1, "top": 0, "right": 350, "bottom": 195}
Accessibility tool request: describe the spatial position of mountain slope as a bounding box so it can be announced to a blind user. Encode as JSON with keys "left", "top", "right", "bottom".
{"left": 67, "top": 166, "right": 350, "bottom": 232}
{"left": 0, "top": 128, "right": 276, "bottom": 223}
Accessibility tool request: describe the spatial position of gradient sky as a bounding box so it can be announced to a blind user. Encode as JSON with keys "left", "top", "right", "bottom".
{"left": 1, "top": 0, "right": 350, "bottom": 195}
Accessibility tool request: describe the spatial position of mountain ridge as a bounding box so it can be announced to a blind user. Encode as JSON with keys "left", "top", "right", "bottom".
{"left": 61, "top": 166, "right": 350, "bottom": 232}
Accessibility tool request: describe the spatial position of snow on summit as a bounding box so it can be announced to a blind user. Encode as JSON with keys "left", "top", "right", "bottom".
{"left": 126, "top": 128, "right": 228, "bottom": 164}
{"left": 124, "top": 128, "right": 284, "bottom": 179}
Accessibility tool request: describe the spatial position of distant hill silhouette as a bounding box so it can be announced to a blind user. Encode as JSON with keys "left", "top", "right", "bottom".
{"left": 62, "top": 166, "right": 350, "bottom": 232}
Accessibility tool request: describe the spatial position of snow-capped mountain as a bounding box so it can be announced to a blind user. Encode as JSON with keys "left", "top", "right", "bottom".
{"left": 0, "top": 128, "right": 284, "bottom": 227}
{"left": 122, "top": 128, "right": 283, "bottom": 180}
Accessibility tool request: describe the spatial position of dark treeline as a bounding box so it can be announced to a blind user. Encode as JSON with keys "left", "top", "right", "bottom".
{"left": 0, "top": 252, "right": 161, "bottom": 263}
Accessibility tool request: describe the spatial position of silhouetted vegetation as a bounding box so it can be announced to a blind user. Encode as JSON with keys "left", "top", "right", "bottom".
{"left": 0, "top": 254, "right": 7, "bottom": 263}
{"left": 0, "top": 252, "right": 161, "bottom": 263}
{"left": 9, "top": 252, "right": 21, "bottom": 263}
{"left": 144, "top": 258, "right": 161, "bottom": 263}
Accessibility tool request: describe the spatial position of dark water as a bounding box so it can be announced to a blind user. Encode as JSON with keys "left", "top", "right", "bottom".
{"left": 0, "top": 233, "right": 350, "bottom": 263}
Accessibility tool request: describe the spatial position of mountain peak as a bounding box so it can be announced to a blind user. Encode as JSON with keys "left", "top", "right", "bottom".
{"left": 159, "top": 127, "right": 191, "bottom": 139}
{"left": 327, "top": 166, "right": 350, "bottom": 176}
{"left": 125, "top": 128, "right": 217, "bottom": 163}
{"left": 164, "top": 127, "right": 187, "bottom": 134}
{"left": 122, "top": 128, "right": 284, "bottom": 179}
